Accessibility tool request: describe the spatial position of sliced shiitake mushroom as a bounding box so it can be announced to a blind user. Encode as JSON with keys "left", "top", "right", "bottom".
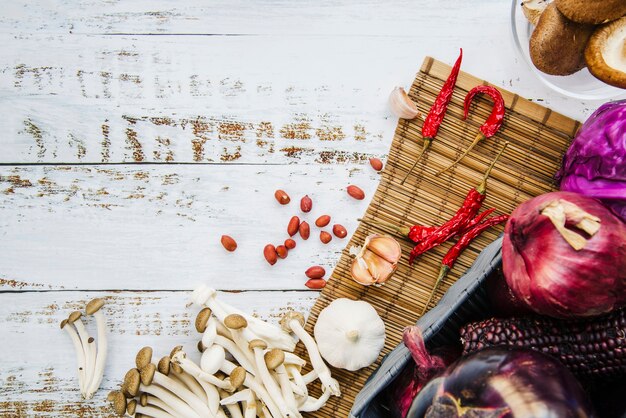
{"left": 554, "top": 0, "right": 626, "bottom": 25}
{"left": 530, "top": 3, "right": 595, "bottom": 75}
{"left": 522, "top": 0, "right": 551, "bottom": 26}
{"left": 585, "top": 17, "right": 626, "bottom": 89}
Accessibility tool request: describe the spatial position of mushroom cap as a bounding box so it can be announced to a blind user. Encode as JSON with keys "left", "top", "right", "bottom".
{"left": 169, "top": 345, "right": 183, "bottom": 358}
{"left": 585, "top": 17, "right": 626, "bottom": 89}
{"left": 200, "top": 344, "right": 226, "bottom": 375}
{"left": 529, "top": 3, "right": 595, "bottom": 76}
{"left": 229, "top": 366, "right": 246, "bottom": 390}
{"left": 157, "top": 356, "right": 171, "bottom": 375}
{"left": 135, "top": 347, "right": 153, "bottom": 369}
{"left": 107, "top": 390, "right": 118, "bottom": 402}
{"left": 197, "top": 341, "right": 206, "bottom": 353}
{"left": 554, "top": 0, "right": 626, "bottom": 25}
{"left": 67, "top": 311, "right": 82, "bottom": 323}
{"left": 140, "top": 392, "right": 149, "bottom": 407}
{"left": 248, "top": 339, "right": 268, "bottom": 350}
{"left": 140, "top": 363, "right": 157, "bottom": 386}
{"left": 127, "top": 399, "right": 137, "bottom": 416}
{"left": 60, "top": 319, "right": 68, "bottom": 329}
{"left": 279, "top": 311, "right": 305, "bottom": 332}
{"left": 122, "top": 369, "right": 141, "bottom": 397}
{"left": 224, "top": 314, "right": 248, "bottom": 330}
{"left": 110, "top": 390, "right": 127, "bottom": 416}
{"left": 264, "top": 349, "right": 285, "bottom": 370}
{"left": 85, "top": 298, "right": 105, "bottom": 315}
{"left": 522, "top": 0, "right": 550, "bottom": 25}
{"left": 195, "top": 307, "right": 212, "bottom": 333}
{"left": 313, "top": 298, "right": 386, "bottom": 371}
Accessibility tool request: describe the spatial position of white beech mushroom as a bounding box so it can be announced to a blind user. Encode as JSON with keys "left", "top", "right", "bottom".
{"left": 220, "top": 389, "right": 255, "bottom": 418}
{"left": 85, "top": 298, "right": 108, "bottom": 399}
{"left": 298, "top": 386, "right": 333, "bottom": 413}
{"left": 140, "top": 363, "right": 212, "bottom": 417}
{"left": 60, "top": 318, "right": 86, "bottom": 397}
{"left": 67, "top": 311, "right": 93, "bottom": 396}
{"left": 214, "top": 335, "right": 256, "bottom": 373}
{"left": 266, "top": 348, "right": 302, "bottom": 416}
{"left": 140, "top": 393, "right": 178, "bottom": 417}
{"left": 285, "top": 364, "right": 308, "bottom": 402}
{"left": 170, "top": 349, "right": 234, "bottom": 391}
{"left": 157, "top": 355, "right": 208, "bottom": 404}
{"left": 280, "top": 311, "right": 341, "bottom": 397}
{"left": 122, "top": 369, "right": 200, "bottom": 418}
{"left": 201, "top": 345, "right": 226, "bottom": 375}
{"left": 313, "top": 298, "right": 385, "bottom": 371}
{"left": 127, "top": 399, "right": 176, "bottom": 418}
{"left": 218, "top": 388, "right": 244, "bottom": 418}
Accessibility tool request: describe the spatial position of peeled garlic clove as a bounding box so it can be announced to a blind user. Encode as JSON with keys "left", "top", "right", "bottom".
{"left": 351, "top": 256, "right": 377, "bottom": 286}
{"left": 362, "top": 250, "right": 396, "bottom": 285}
{"left": 388, "top": 87, "right": 419, "bottom": 120}
{"left": 365, "top": 234, "right": 402, "bottom": 264}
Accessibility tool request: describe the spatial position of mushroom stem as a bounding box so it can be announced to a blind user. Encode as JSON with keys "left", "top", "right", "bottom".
{"left": 283, "top": 353, "right": 307, "bottom": 368}
{"left": 221, "top": 360, "right": 283, "bottom": 418}
{"left": 84, "top": 337, "right": 97, "bottom": 399}
{"left": 68, "top": 312, "right": 93, "bottom": 396}
{"left": 85, "top": 299, "right": 108, "bottom": 398}
{"left": 127, "top": 399, "right": 176, "bottom": 418}
{"left": 219, "top": 389, "right": 244, "bottom": 418}
{"left": 141, "top": 364, "right": 212, "bottom": 417}
{"left": 298, "top": 387, "right": 333, "bottom": 412}
{"left": 172, "top": 369, "right": 209, "bottom": 404}
{"left": 214, "top": 335, "right": 256, "bottom": 373}
{"left": 202, "top": 316, "right": 218, "bottom": 348}
{"left": 282, "top": 314, "right": 340, "bottom": 397}
{"left": 171, "top": 350, "right": 233, "bottom": 390}
{"left": 275, "top": 365, "right": 302, "bottom": 414}
{"left": 123, "top": 369, "right": 200, "bottom": 418}
{"left": 140, "top": 393, "right": 178, "bottom": 418}
{"left": 286, "top": 365, "right": 308, "bottom": 401}
{"left": 60, "top": 319, "right": 87, "bottom": 398}
{"left": 244, "top": 390, "right": 257, "bottom": 418}
{"left": 302, "top": 370, "right": 318, "bottom": 385}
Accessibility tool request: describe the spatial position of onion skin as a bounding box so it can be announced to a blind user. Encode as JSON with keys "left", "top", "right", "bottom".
{"left": 503, "top": 191, "right": 626, "bottom": 318}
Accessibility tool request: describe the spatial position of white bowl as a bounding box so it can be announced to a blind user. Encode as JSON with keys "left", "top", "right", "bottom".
{"left": 510, "top": 0, "right": 625, "bottom": 100}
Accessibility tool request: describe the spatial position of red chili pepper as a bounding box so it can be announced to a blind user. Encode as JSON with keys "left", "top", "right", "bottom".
{"left": 421, "top": 214, "right": 509, "bottom": 314}
{"left": 409, "top": 142, "right": 508, "bottom": 264}
{"left": 457, "top": 208, "right": 496, "bottom": 235}
{"left": 401, "top": 49, "right": 463, "bottom": 185}
{"left": 437, "top": 85, "right": 506, "bottom": 175}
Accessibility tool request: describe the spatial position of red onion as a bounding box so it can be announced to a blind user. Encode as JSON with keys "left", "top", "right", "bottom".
{"left": 502, "top": 191, "right": 626, "bottom": 318}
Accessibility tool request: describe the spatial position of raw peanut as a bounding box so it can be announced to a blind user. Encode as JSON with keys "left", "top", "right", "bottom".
{"left": 287, "top": 216, "right": 300, "bottom": 236}
{"left": 276, "top": 245, "right": 288, "bottom": 259}
{"left": 220, "top": 235, "right": 237, "bottom": 252}
{"left": 263, "top": 244, "right": 278, "bottom": 266}
{"left": 315, "top": 215, "right": 331, "bottom": 228}
{"left": 347, "top": 185, "right": 365, "bottom": 200}
{"left": 299, "top": 221, "right": 310, "bottom": 240}
{"left": 300, "top": 195, "right": 313, "bottom": 213}
{"left": 305, "top": 266, "right": 326, "bottom": 279}
{"left": 274, "top": 189, "right": 291, "bottom": 205}
{"left": 333, "top": 224, "right": 348, "bottom": 239}
{"left": 369, "top": 158, "right": 383, "bottom": 171}
{"left": 320, "top": 231, "right": 332, "bottom": 244}
{"left": 284, "top": 239, "right": 296, "bottom": 250}
{"left": 305, "top": 278, "right": 327, "bottom": 290}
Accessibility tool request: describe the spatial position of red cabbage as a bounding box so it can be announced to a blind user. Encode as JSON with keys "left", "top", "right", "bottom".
{"left": 556, "top": 100, "right": 626, "bottom": 222}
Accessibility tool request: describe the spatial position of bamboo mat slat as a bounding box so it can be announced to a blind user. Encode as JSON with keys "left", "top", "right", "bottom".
{"left": 298, "top": 57, "right": 580, "bottom": 417}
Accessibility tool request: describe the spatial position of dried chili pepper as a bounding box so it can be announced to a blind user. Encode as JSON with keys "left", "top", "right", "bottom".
{"left": 401, "top": 49, "right": 463, "bottom": 184}
{"left": 421, "top": 213, "right": 509, "bottom": 314}
{"left": 358, "top": 218, "right": 436, "bottom": 244}
{"left": 409, "top": 141, "right": 508, "bottom": 264}
{"left": 437, "top": 85, "right": 506, "bottom": 175}
{"left": 458, "top": 207, "right": 496, "bottom": 235}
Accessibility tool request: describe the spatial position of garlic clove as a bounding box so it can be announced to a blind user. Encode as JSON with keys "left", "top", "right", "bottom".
{"left": 362, "top": 250, "right": 396, "bottom": 285}
{"left": 351, "top": 256, "right": 376, "bottom": 286}
{"left": 365, "top": 234, "right": 402, "bottom": 264}
{"left": 388, "top": 87, "right": 419, "bottom": 120}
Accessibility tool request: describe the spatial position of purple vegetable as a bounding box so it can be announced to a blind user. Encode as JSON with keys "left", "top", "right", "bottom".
{"left": 503, "top": 191, "right": 626, "bottom": 318}
{"left": 556, "top": 100, "right": 626, "bottom": 222}
{"left": 406, "top": 347, "right": 596, "bottom": 418}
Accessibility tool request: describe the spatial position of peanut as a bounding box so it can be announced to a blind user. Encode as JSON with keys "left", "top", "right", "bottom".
{"left": 315, "top": 215, "right": 331, "bottom": 227}
{"left": 305, "top": 266, "right": 326, "bottom": 279}
{"left": 320, "top": 231, "right": 332, "bottom": 244}
{"left": 299, "top": 221, "right": 310, "bottom": 240}
{"left": 220, "top": 235, "right": 237, "bottom": 252}
{"left": 300, "top": 195, "right": 313, "bottom": 213}
{"left": 369, "top": 158, "right": 383, "bottom": 171}
{"left": 274, "top": 189, "right": 291, "bottom": 205}
{"left": 287, "top": 216, "right": 300, "bottom": 236}
{"left": 263, "top": 244, "right": 278, "bottom": 265}
{"left": 347, "top": 185, "right": 365, "bottom": 200}
{"left": 276, "top": 245, "right": 288, "bottom": 259}
{"left": 284, "top": 239, "right": 296, "bottom": 250}
{"left": 305, "top": 278, "right": 326, "bottom": 289}
{"left": 333, "top": 224, "right": 348, "bottom": 239}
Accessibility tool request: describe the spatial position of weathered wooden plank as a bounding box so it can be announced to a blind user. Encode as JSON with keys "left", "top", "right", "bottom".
{"left": 0, "top": 290, "right": 316, "bottom": 417}
{"left": 0, "top": 164, "right": 377, "bottom": 291}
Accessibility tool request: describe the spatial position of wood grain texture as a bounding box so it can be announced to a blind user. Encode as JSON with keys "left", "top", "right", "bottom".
{"left": 0, "top": 290, "right": 316, "bottom": 417}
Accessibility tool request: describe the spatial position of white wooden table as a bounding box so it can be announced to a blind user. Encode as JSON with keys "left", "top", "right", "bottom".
{"left": 0, "top": 1, "right": 603, "bottom": 416}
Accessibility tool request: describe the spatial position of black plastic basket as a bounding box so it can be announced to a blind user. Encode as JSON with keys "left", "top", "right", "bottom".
{"left": 350, "top": 236, "right": 503, "bottom": 418}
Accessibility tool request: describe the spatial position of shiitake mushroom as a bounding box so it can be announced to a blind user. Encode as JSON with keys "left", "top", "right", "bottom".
{"left": 585, "top": 17, "right": 626, "bottom": 89}
{"left": 529, "top": 3, "right": 595, "bottom": 76}
{"left": 554, "top": 0, "right": 626, "bottom": 25}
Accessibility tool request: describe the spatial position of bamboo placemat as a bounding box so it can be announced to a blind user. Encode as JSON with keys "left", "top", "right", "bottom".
{"left": 299, "top": 57, "right": 580, "bottom": 417}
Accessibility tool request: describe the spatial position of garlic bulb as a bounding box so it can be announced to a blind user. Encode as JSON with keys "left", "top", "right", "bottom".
{"left": 313, "top": 298, "right": 385, "bottom": 371}
{"left": 350, "top": 234, "right": 401, "bottom": 286}
{"left": 388, "top": 87, "right": 419, "bottom": 119}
